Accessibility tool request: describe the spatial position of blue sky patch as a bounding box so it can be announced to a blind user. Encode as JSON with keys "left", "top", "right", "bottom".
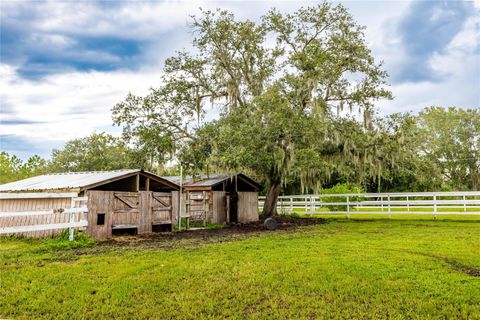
{"left": 394, "top": 1, "right": 474, "bottom": 83}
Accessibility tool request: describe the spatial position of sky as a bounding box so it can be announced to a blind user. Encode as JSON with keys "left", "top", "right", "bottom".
{"left": 1, "top": 0, "right": 479, "bottom": 160}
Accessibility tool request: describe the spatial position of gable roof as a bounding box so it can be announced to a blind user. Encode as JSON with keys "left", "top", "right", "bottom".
{"left": 0, "top": 169, "right": 178, "bottom": 192}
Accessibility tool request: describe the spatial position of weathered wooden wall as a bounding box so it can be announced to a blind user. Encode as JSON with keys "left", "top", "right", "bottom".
{"left": 212, "top": 191, "right": 226, "bottom": 224}
{"left": 86, "top": 191, "right": 114, "bottom": 239}
{"left": 237, "top": 192, "right": 259, "bottom": 223}
{"left": 87, "top": 190, "right": 173, "bottom": 239}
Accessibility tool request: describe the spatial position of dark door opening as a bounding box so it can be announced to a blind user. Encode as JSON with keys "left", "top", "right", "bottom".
{"left": 229, "top": 191, "right": 238, "bottom": 223}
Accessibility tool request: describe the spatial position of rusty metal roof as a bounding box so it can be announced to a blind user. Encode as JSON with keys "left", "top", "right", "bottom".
{"left": 0, "top": 169, "right": 140, "bottom": 192}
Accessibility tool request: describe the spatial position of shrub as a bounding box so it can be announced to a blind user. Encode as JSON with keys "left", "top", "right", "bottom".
{"left": 321, "top": 183, "right": 365, "bottom": 211}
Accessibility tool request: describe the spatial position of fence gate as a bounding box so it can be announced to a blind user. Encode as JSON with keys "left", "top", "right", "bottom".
{"left": 112, "top": 192, "right": 140, "bottom": 229}
{"left": 151, "top": 192, "right": 173, "bottom": 225}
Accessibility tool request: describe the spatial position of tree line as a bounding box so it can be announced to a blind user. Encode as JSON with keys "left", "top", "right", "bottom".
{"left": 2, "top": 106, "right": 478, "bottom": 193}
{"left": 2, "top": 3, "right": 478, "bottom": 216}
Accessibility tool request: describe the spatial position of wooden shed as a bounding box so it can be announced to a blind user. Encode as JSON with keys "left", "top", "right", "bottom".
{"left": 0, "top": 170, "right": 179, "bottom": 239}
{"left": 163, "top": 174, "right": 260, "bottom": 224}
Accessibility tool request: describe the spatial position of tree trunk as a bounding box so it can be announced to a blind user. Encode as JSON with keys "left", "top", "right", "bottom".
{"left": 472, "top": 166, "right": 479, "bottom": 191}
{"left": 262, "top": 178, "right": 282, "bottom": 217}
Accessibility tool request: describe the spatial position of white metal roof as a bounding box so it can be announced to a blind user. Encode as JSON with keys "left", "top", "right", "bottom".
{"left": 0, "top": 169, "right": 140, "bottom": 192}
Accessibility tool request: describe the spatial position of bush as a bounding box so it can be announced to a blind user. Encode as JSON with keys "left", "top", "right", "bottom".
{"left": 321, "top": 183, "right": 365, "bottom": 212}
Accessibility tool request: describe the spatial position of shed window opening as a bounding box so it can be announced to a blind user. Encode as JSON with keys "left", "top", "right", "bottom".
{"left": 97, "top": 213, "right": 105, "bottom": 225}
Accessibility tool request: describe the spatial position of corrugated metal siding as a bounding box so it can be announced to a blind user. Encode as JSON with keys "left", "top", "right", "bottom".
{"left": 0, "top": 170, "right": 139, "bottom": 192}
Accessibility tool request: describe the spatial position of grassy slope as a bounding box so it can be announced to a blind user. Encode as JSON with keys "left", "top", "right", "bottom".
{"left": 1, "top": 220, "right": 479, "bottom": 319}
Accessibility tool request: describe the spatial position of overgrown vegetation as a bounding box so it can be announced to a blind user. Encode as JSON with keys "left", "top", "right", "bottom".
{"left": 1, "top": 219, "right": 479, "bottom": 319}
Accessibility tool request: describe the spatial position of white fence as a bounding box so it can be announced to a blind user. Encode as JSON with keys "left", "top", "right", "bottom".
{"left": 259, "top": 191, "right": 480, "bottom": 219}
{"left": 0, "top": 196, "right": 88, "bottom": 240}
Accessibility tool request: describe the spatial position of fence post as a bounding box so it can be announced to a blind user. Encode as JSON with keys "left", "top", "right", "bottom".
{"left": 305, "top": 196, "right": 308, "bottom": 214}
{"left": 433, "top": 194, "right": 437, "bottom": 220}
{"left": 381, "top": 196, "right": 384, "bottom": 212}
{"left": 280, "top": 197, "right": 283, "bottom": 215}
{"left": 406, "top": 196, "right": 409, "bottom": 212}
{"left": 290, "top": 197, "right": 293, "bottom": 212}
{"left": 463, "top": 195, "right": 466, "bottom": 212}
{"left": 312, "top": 196, "right": 316, "bottom": 213}
{"left": 387, "top": 195, "right": 391, "bottom": 219}
{"left": 69, "top": 198, "right": 76, "bottom": 241}
{"left": 347, "top": 196, "right": 350, "bottom": 220}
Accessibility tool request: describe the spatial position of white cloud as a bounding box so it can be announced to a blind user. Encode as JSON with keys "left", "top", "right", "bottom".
{"left": 0, "top": 64, "right": 163, "bottom": 143}
{"left": 378, "top": 12, "right": 480, "bottom": 113}
{"left": 28, "top": 1, "right": 205, "bottom": 40}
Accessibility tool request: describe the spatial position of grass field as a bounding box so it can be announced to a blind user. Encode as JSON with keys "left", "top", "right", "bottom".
{"left": 1, "top": 218, "right": 480, "bottom": 319}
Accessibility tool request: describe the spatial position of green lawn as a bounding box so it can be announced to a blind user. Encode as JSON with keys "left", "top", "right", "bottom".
{"left": 1, "top": 219, "right": 480, "bottom": 319}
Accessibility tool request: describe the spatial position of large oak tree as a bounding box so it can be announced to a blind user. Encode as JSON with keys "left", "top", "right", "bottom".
{"left": 113, "top": 3, "right": 392, "bottom": 216}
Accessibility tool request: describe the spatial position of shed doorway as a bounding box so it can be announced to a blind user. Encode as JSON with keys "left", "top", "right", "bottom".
{"left": 229, "top": 191, "right": 238, "bottom": 223}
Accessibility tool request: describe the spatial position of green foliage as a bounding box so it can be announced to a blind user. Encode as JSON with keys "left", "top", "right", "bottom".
{"left": 0, "top": 152, "right": 48, "bottom": 184}
{"left": 1, "top": 220, "right": 479, "bottom": 319}
{"left": 321, "top": 183, "right": 364, "bottom": 211}
{"left": 49, "top": 132, "right": 141, "bottom": 172}
{"left": 417, "top": 107, "right": 480, "bottom": 191}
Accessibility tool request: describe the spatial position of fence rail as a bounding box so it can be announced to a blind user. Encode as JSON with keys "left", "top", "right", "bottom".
{"left": 0, "top": 196, "right": 88, "bottom": 240}
{"left": 259, "top": 191, "right": 480, "bottom": 219}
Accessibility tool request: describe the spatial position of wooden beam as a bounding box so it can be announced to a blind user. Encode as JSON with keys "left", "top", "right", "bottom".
{"left": 145, "top": 177, "right": 150, "bottom": 191}
{"left": 184, "top": 186, "right": 211, "bottom": 191}
{"left": 136, "top": 174, "right": 140, "bottom": 192}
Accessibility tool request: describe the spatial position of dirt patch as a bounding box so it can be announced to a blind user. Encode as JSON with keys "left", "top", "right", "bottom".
{"left": 440, "top": 257, "right": 480, "bottom": 277}
{"left": 95, "top": 216, "right": 326, "bottom": 250}
{"left": 402, "top": 250, "right": 480, "bottom": 277}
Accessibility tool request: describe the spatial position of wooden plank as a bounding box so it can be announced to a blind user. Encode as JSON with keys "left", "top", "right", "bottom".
{"left": 138, "top": 191, "right": 152, "bottom": 234}
{"left": 152, "top": 194, "right": 170, "bottom": 207}
{"left": 212, "top": 191, "right": 226, "bottom": 224}
{"left": 112, "top": 224, "right": 138, "bottom": 229}
{"left": 114, "top": 194, "right": 138, "bottom": 208}
{"left": 113, "top": 209, "right": 140, "bottom": 214}
{"left": 171, "top": 191, "right": 178, "bottom": 227}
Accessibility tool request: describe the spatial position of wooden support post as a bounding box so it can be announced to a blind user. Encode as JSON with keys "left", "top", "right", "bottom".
{"left": 203, "top": 191, "right": 207, "bottom": 226}
{"left": 406, "top": 196, "right": 409, "bottom": 212}
{"left": 463, "top": 195, "right": 467, "bottom": 212}
{"left": 433, "top": 194, "right": 437, "bottom": 220}
{"left": 135, "top": 174, "right": 140, "bottom": 192}
{"left": 145, "top": 178, "right": 150, "bottom": 191}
